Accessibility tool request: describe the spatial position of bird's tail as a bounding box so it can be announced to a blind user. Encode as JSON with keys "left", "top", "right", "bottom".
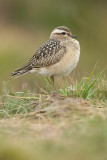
{"left": 11, "top": 63, "right": 32, "bottom": 78}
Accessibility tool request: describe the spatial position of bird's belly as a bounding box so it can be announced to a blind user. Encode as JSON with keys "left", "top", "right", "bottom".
{"left": 37, "top": 49, "right": 80, "bottom": 76}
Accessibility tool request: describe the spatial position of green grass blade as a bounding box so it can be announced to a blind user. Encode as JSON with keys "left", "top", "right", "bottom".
{"left": 82, "top": 69, "right": 104, "bottom": 99}
{"left": 82, "top": 64, "right": 97, "bottom": 91}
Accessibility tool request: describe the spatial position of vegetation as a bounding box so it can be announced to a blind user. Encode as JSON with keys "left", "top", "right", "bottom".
{"left": 0, "top": 69, "right": 107, "bottom": 160}
{"left": 0, "top": 0, "right": 107, "bottom": 159}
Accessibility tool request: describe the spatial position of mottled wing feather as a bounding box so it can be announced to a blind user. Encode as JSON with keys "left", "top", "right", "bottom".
{"left": 11, "top": 39, "right": 66, "bottom": 77}
{"left": 27, "top": 39, "right": 66, "bottom": 68}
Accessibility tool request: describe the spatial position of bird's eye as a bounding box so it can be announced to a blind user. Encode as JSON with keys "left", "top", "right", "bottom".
{"left": 61, "top": 32, "right": 66, "bottom": 35}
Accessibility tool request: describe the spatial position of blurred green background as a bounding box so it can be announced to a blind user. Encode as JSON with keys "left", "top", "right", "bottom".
{"left": 0, "top": 0, "right": 107, "bottom": 92}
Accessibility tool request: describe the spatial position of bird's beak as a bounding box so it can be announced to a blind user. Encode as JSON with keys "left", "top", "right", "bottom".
{"left": 70, "top": 34, "right": 77, "bottom": 38}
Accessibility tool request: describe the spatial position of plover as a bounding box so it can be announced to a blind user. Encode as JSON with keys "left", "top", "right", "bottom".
{"left": 11, "top": 26, "right": 80, "bottom": 88}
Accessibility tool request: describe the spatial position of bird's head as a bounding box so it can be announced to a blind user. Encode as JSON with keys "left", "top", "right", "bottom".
{"left": 50, "top": 26, "right": 77, "bottom": 41}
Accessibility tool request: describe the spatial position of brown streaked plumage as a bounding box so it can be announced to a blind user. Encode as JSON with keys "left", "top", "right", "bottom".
{"left": 55, "top": 26, "right": 71, "bottom": 33}
{"left": 11, "top": 26, "right": 80, "bottom": 89}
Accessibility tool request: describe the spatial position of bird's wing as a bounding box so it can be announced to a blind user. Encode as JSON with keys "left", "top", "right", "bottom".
{"left": 11, "top": 39, "right": 66, "bottom": 77}
{"left": 28, "top": 39, "right": 66, "bottom": 68}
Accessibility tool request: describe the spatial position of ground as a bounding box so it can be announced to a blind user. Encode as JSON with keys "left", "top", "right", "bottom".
{"left": 0, "top": 76, "right": 107, "bottom": 160}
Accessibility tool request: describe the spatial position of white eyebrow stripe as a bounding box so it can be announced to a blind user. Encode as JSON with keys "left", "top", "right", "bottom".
{"left": 52, "top": 29, "right": 66, "bottom": 34}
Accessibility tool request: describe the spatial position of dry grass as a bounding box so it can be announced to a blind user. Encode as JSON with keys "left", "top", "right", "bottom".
{"left": 0, "top": 96, "right": 106, "bottom": 137}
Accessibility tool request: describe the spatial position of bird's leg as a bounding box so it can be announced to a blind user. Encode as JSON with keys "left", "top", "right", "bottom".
{"left": 50, "top": 76, "right": 54, "bottom": 90}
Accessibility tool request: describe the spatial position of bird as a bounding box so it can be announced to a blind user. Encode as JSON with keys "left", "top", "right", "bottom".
{"left": 11, "top": 26, "right": 80, "bottom": 89}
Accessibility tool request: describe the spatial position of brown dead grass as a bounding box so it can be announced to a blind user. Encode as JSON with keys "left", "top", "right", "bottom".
{"left": 0, "top": 94, "right": 106, "bottom": 140}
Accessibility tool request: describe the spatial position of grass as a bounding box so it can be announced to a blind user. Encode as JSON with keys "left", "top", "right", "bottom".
{"left": 59, "top": 67, "right": 105, "bottom": 99}
{"left": 0, "top": 69, "right": 107, "bottom": 160}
